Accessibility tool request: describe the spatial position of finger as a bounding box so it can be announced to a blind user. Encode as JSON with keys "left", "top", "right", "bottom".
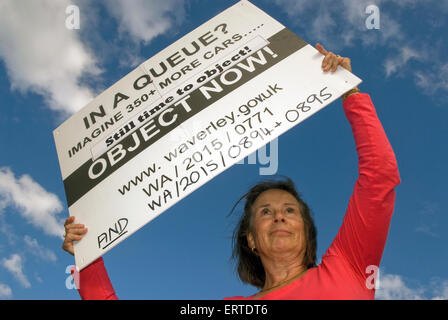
{"left": 322, "top": 53, "right": 336, "bottom": 71}
{"left": 331, "top": 57, "right": 343, "bottom": 72}
{"left": 66, "top": 227, "right": 88, "bottom": 236}
{"left": 315, "top": 43, "right": 328, "bottom": 56}
{"left": 66, "top": 233, "right": 85, "bottom": 241}
{"left": 328, "top": 54, "right": 340, "bottom": 72}
{"left": 321, "top": 54, "right": 331, "bottom": 70}
{"left": 64, "top": 227, "right": 87, "bottom": 237}
{"left": 64, "top": 216, "right": 75, "bottom": 226}
{"left": 65, "top": 223, "right": 85, "bottom": 231}
{"left": 340, "top": 57, "right": 352, "bottom": 72}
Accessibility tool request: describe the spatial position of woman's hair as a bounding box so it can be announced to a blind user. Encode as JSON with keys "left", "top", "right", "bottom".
{"left": 230, "top": 176, "right": 317, "bottom": 288}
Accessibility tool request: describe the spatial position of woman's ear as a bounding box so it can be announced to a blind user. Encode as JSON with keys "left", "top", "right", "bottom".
{"left": 247, "top": 231, "right": 255, "bottom": 250}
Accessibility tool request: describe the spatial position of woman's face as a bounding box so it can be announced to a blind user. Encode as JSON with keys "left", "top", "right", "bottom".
{"left": 247, "top": 189, "right": 306, "bottom": 259}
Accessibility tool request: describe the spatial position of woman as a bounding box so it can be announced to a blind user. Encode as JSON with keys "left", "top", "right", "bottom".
{"left": 62, "top": 43, "right": 401, "bottom": 300}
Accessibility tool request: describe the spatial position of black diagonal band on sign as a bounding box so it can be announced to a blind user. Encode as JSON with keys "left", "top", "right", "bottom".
{"left": 64, "top": 28, "right": 308, "bottom": 207}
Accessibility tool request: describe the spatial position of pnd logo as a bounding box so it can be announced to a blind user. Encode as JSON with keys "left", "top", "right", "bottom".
{"left": 97, "top": 218, "right": 128, "bottom": 250}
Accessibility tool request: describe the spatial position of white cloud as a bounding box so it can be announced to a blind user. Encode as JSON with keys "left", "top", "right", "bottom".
{"left": 414, "top": 201, "right": 441, "bottom": 238}
{"left": 0, "top": 216, "right": 18, "bottom": 245}
{"left": 104, "top": 0, "right": 187, "bottom": 44}
{"left": 271, "top": 0, "right": 401, "bottom": 49}
{"left": 375, "top": 273, "right": 425, "bottom": 299}
{"left": 375, "top": 270, "right": 448, "bottom": 300}
{"left": 35, "top": 274, "right": 43, "bottom": 284}
{"left": 272, "top": 0, "right": 314, "bottom": 15}
{"left": 0, "top": 0, "right": 101, "bottom": 115}
{"left": 310, "top": 7, "right": 336, "bottom": 45}
{"left": 0, "top": 167, "right": 64, "bottom": 238}
{"left": 1, "top": 254, "right": 31, "bottom": 288}
{"left": 414, "top": 63, "right": 448, "bottom": 94}
{"left": 430, "top": 279, "right": 448, "bottom": 300}
{"left": 0, "top": 283, "right": 13, "bottom": 299}
{"left": 384, "top": 46, "right": 424, "bottom": 77}
{"left": 24, "top": 235, "right": 57, "bottom": 262}
{"left": 269, "top": 0, "right": 448, "bottom": 100}
{"left": 415, "top": 225, "right": 439, "bottom": 238}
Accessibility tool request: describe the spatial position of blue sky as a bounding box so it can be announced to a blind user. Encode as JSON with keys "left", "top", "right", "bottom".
{"left": 0, "top": 0, "right": 447, "bottom": 300}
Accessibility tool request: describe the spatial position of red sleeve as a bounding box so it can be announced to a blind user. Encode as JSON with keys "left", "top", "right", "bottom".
{"left": 71, "top": 257, "right": 118, "bottom": 300}
{"left": 325, "top": 93, "right": 401, "bottom": 283}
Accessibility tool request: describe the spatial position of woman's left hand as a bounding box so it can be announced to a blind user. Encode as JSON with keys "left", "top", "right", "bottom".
{"left": 315, "top": 43, "right": 352, "bottom": 73}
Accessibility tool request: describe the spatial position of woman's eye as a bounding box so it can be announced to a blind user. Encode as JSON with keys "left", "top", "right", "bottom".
{"left": 286, "top": 207, "right": 295, "bottom": 213}
{"left": 261, "top": 208, "right": 270, "bottom": 215}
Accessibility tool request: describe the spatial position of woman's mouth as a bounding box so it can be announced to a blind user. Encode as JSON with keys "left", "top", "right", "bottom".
{"left": 271, "top": 229, "right": 291, "bottom": 236}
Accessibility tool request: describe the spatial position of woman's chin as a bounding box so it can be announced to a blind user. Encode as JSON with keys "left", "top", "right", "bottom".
{"left": 269, "top": 241, "right": 298, "bottom": 254}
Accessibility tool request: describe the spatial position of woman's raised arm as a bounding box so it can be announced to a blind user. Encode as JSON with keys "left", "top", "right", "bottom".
{"left": 63, "top": 216, "right": 118, "bottom": 300}
{"left": 315, "top": 44, "right": 401, "bottom": 285}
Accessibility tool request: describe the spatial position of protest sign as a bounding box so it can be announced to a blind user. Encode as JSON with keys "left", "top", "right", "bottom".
{"left": 53, "top": 0, "right": 362, "bottom": 271}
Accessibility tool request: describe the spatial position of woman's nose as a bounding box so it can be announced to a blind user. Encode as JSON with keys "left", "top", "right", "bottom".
{"left": 273, "top": 210, "right": 286, "bottom": 223}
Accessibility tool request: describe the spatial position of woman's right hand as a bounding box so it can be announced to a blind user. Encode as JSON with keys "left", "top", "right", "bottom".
{"left": 62, "top": 216, "right": 88, "bottom": 256}
{"left": 315, "top": 43, "right": 352, "bottom": 73}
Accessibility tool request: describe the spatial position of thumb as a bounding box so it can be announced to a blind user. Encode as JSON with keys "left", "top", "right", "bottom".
{"left": 315, "top": 43, "right": 328, "bottom": 56}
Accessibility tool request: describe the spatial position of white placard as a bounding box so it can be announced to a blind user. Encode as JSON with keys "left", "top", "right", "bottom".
{"left": 53, "top": 0, "right": 361, "bottom": 271}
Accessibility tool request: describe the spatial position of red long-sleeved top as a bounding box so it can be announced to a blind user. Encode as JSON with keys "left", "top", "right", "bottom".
{"left": 72, "top": 92, "right": 400, "bottom": 300}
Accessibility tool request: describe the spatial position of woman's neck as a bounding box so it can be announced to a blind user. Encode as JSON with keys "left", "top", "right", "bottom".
{"left": 258, "top": 253, "right": 308, "bottom": 295}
